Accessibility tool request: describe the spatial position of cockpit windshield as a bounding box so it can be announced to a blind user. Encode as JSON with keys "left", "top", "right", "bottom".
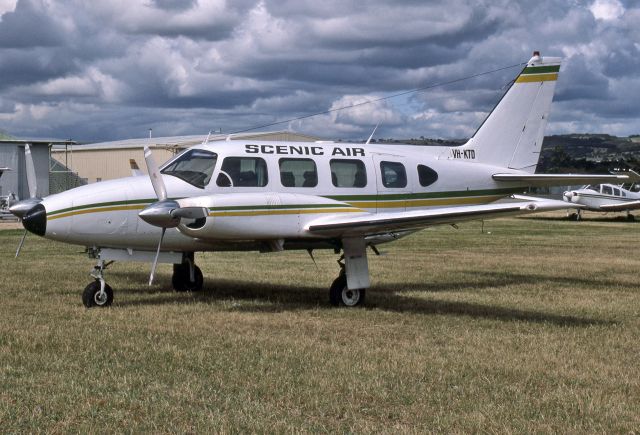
{"left": 161, "top": 149, "right": 217, "bottom": 188}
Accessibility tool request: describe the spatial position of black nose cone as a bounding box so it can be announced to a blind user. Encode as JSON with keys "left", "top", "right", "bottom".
{"left": 23, "top": 203, "right": 46, "bottom": 236}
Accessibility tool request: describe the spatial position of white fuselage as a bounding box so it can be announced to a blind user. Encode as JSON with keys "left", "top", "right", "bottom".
{"left": 563, "top": 183, "right": 640, "bottom": 211}
{"left": 39, "top": 140, "right": 526, "bottom": 251}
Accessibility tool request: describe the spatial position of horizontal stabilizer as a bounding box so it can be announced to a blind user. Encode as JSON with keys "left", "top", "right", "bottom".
{"left": 306, "top": 198, "right": 569, "bottom": 237}
{"left": 493, "top": 173, "right": 630, "bottom": 186}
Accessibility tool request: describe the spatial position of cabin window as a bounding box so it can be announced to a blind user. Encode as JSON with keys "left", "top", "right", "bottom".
{"left": 161, "top": 148, "right": 217, "bottom": 189}
{"left": 330, "top": 159, "right": 367, "bottom": 188}
{"left": 417, "top": 164, "right": 438, "bottom": 187}
{"left": 602, "top": 185, "right": 613, "bottom": 195}
{"left": 613, "top": 187, "right": 621, "bottom": 197}
{"left": 279, "top": 158, "right": 318, "bottom": 187}
{"left": 380, "top": 161, "right": 407, "bottom": 188}
{"left": 216, "top": 157, "right": 268, "bottom": 187}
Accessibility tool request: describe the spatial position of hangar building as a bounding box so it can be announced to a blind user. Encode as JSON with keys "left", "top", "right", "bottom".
{"left": 51, "top": 131, "right": 321, "bottom": 184}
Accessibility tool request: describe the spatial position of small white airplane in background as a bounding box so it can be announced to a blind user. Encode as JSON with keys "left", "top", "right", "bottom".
{"left": 563, "top": 177, "right": 640, "bottom": 220}
{"left": 9, "top": 52, "right": 634, "bottom": 308}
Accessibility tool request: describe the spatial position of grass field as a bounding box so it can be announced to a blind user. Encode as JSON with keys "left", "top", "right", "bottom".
{"left": 1, "top": 213, "right": 639, "bottom": 432}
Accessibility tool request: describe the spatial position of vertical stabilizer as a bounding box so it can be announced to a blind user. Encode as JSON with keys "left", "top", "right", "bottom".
{"left": 459, "top": 52, "right": 562, "bottom": 173}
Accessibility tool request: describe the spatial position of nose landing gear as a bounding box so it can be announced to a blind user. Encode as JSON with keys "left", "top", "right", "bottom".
{"left": 81, "top": 250, "right": 204, "bottom": 307}
{"left": 83, "top": 259, "right": 114, "bottom": 308}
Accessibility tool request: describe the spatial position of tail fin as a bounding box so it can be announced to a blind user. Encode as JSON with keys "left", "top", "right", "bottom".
{"left": 460, "top": 52, "right": 562, "bottom": 173}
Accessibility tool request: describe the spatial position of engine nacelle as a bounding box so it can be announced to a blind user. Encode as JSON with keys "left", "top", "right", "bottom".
{"left": 176, "top": 192, "right": 365, "bottom": 241}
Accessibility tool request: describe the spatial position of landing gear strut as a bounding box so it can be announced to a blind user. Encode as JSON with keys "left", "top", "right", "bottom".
{"left": 329, "top": 255, "right": 366, "bottom": 307}
{"left": 172, "top": 253, "right": 203, "bottom": 292}
{"left": 83, "top": 259, "right": 114, "bottom": 308}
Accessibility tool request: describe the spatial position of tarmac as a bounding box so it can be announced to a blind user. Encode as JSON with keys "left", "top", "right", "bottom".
{"left": 0, "top": 221, "right": 23, "bottom": 230}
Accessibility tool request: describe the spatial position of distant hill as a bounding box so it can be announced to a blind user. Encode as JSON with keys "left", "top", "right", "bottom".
{"left": 0, "top": 129, "right": 16, "bottom": 141}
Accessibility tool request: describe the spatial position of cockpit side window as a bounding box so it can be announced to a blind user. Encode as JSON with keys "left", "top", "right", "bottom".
{"left": 161, "top": 149, "right": 217, "bottom": 189}
{"left": 216, "top": 157, "right": 268, "bottom": 187}
{"left": 602, "top": 185, "right": 613, "bottom": 195}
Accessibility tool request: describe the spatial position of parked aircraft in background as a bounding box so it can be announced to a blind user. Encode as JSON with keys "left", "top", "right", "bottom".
{"left": 563, "top": 177, "right": 640, "bottom": 220}
{"left": 9, "top": 52, "right": 634, "bottom": 308}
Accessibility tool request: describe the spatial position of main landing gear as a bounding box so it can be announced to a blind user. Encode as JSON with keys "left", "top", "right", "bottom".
{"left": 172, "top": 253, "right": 203, "bottom": 292}
{"left": 329, "top": 255, "right": 366, "bottom": 307}
{"left": 82, "top": 251, "right": 203, "bottom": 308}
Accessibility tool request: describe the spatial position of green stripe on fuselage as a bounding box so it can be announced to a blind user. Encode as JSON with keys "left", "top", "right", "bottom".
{"left": 45, "top": 187, "right": 525, "bottom": 217}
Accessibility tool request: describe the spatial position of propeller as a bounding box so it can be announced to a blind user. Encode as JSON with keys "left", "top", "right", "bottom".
{"left": 139, "top": 146, "right": 208, "bottom": 285}
{"left": 10, "top": 144, "right": 43, "bottom": 257}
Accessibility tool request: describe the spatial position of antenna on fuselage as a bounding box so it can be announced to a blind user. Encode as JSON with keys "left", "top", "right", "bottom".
{"left": 202, "top": 131, "right": 212, "bottom": 145}
{"left": 365, "top": 122, "right": 380, "bottom": 145}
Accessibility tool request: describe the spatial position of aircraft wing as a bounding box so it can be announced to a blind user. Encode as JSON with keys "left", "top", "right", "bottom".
{"left": 599, "top": 200, "right": 640, "bottom": 212}
{"left": 306, "top": 197, "right": 568, "bottom": 237}
{"left": 492, "top": 173, "right": 630, "bottom": 186}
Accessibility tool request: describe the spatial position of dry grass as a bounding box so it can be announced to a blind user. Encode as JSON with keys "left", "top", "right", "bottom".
{"left": 1, "top": 213, "right": 639, "bottom": 432}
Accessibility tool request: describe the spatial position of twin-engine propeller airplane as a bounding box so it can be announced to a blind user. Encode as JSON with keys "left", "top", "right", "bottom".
{"left": 563, "top": 176, "right": 640, "bottom": 220}
{"left": 9, "top": 52, "right": 635, "bottom": 308}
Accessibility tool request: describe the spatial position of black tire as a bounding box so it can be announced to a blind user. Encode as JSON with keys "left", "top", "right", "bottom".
{"left": 627, "top": 214, "right": 635, "bottom": 222}
{"left": 172, "top": 264, "right": 204, "bottom": 292}
{"left": 82, "top": 281, "right": 113, "bottom": 308}
{"left": 329, "top": 274, "right": 365, "bottom": 307}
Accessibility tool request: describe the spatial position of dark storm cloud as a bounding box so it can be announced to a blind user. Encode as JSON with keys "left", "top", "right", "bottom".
{"left": 0, "top": 0, "right": 638, "bottom": 141}
{"left": 0, "top": 0, "right": 66, "bottom": 48}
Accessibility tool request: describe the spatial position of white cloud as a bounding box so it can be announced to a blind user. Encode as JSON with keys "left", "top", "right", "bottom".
{"left": 0, "top": 0, "right": 16, "bottom": 18}
{"left": 589, "top": 0, "right": 625, "bottom": 20}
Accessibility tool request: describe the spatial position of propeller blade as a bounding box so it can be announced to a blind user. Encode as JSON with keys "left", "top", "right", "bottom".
{"left": 143, "top": 146, "right": 167, "bottom": 201}
{"left": 25, "top": 144, "right": 37, "bottom": 199}
{"left": 171, "top": 207, "right": 209, "bottom": 220}
{"left": 149, "top": 227, "right": 166, "bottom": 286}
{"left": 15, "top": 230, "right": 27, "bottom": 258}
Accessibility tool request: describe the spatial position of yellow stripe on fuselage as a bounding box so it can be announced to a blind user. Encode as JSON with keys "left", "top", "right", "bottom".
{"left": 46, "top": 195, "right": 501, "bottom": 221}
{"left": 48, "top": 205, "right": 144, "bottom": 220}
{"left": 350, "top": 195, "right": 502, "bottom": 209}
{"left": 515, "top": 73, "right": 558, "bottom": 83}
{"left": 209, "top": 208, "right": 362, "bottom": 217}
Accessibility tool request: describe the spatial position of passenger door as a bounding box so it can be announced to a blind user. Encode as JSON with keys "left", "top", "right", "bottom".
{"left": 372, "top": 154, "right": 412, "bottom": 212}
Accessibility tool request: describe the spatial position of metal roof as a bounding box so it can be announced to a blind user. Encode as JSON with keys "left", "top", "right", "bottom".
{"left": 50, "top": 131, "right": 321, "bottom": 151}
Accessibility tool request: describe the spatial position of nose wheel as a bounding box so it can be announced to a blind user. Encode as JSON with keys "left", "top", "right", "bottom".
{"left": 83, "top": 281, "right": 113, "bottom": 308}
{"left": 83, "top": 260, "right": 114, "bottom": 308}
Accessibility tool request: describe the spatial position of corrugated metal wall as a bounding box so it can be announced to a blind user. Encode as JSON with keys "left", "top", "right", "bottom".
{"left": 51, "top": 148, "right": 175, "bottom": 183}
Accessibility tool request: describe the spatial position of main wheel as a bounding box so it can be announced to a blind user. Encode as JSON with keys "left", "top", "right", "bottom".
{"left": 329, "top": 274, "right": 365, "bottom": 307}
{"left": 82, "top": 281, "right": 113, "bottom": 308}
{"left": 172, "top": 264, "right": 204, "bottom": 292}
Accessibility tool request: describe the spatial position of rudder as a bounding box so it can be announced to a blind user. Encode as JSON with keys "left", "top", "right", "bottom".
{"left": 459, "top": 52, "right": 562, "bottom": 173}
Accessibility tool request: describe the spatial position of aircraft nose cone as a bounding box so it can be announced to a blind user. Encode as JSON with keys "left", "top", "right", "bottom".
{"left": 562, "top": 191, "right": 572, "bottom": 202}
{"left": 22, "top": 203, "right": 47, "bottom": 236}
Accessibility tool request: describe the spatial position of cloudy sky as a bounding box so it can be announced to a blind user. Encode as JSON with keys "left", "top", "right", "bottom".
{"left": 0, "top": 0, "right": 637, "bottom": 142}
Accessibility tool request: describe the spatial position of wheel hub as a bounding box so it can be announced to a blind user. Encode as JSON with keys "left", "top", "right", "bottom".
{"left": 94, "top": 291, "right": 108, "bottom": 305}
{"left": 342, "top": 288, "right": 360, "bottom": 306}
